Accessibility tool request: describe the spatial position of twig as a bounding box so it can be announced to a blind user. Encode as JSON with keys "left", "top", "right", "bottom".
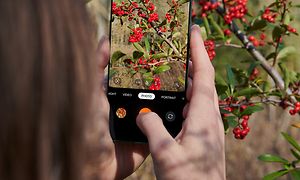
{"left": 272, "top": 2, "right": 287, "bottom": 66}
{"left": 215, "top": 43, "right": 244, "bottom": 49}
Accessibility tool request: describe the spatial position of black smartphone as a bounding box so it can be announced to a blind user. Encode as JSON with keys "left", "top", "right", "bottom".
{"left": 108, "top": 0, "right": 191, "bottom": 143}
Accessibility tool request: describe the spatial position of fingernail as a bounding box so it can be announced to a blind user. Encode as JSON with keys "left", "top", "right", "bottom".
{"left": 191, "top": 25, "right": 201, "bottom": 33}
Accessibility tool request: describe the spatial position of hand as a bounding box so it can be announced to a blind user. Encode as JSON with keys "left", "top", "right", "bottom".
{"left": 83, "top": 37, "right": 149, "bottom": 180}
{"left": 136, "top": 25, "right": 225, "bottom": 180}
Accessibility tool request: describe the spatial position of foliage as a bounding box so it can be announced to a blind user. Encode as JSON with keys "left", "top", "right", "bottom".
{"left": 192, "top": 0, "right": 300, "bottom": 178}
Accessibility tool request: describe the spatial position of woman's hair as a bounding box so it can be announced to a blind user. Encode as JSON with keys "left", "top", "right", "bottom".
{"left": 0, "top": 0, "right": 97, "bottom": 179}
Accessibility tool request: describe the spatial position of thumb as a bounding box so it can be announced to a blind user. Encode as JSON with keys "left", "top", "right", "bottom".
{"left": 136, "top": 112, "right": 175, "bottom": 153}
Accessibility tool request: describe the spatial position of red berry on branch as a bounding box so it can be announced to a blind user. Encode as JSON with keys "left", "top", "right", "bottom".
{"left": 289, "top": 109, "right": 297, "bottom": 116}
{"left": 224, "top": 29, "right": 232, "bottom": 36}
{"left": 248, "top": 35, "right": 255, "bottom": 41}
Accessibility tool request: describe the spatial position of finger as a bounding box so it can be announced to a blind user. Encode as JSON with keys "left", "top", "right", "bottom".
{"left": 184, "top": 25, "right": 216, "bottom": 129}
{"left": 136, "top": 112, "right": 176, "bottom": 154}
{"left": 188, "top": 60, "right": 193, "bottom": 78}
{"left": 186, "top": 77, "right": 193, "bottom": 101}
{"left": 115, "top": 143, "right": 149, "bottom": 179}
{"left": 97, "top": 36, "right": 110, "bottom": 69}
{"left": 182, "top": 103, "right": 190, "bottom": 119}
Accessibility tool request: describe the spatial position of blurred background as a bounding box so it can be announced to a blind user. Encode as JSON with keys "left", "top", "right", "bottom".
{"left": 86, "top": 0, "right": 300, "bottom": 179}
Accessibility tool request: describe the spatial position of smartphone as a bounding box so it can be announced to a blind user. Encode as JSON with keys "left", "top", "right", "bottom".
{"left": 108, "top": 0, "right": 191, "bottom": 143}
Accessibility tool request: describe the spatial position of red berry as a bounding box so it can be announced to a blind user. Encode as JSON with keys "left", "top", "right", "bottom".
{"left": 224, "top": 29, "right": 231, "bottom": 36}
{"left": 294, "top": 106, "right": 300, "bottom": 112}
{"left": 248, "top": 35, "right": 255, "bottom": 41}
{"left": 242, "top": 115, "right": 250, "bottom": 121}
{"left": 295, "top": 102, "right": 300, "bottom": 107}
{"left": 244, "top": 126, "right": 250, "bottom": 133}
{"left": 233, "top": 127, "right": 241, "bottom": 135}
{"left": 241, "top": 130, "right": 248, "bottom": 137}
{"left": 289, "top": 109, "right": 296, "bottom": 115}
{"left": 241, "top": 120, "right": 248, "bottom": 129}
{"left": 260, "top": 33, "right": 266, "bottom": 40}
{"left": 235, "top": 134, "right": 241, "bottom": 139}
{"left": 241, "top": 105, "right": 247, "bottom": 111}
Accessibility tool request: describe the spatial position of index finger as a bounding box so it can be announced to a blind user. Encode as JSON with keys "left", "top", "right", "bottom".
{"left": 185, "top": 25, "right": 217, "bottom": 128}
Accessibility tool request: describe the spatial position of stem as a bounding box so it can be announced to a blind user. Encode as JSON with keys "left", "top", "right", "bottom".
{"left": 150, "top": 22, "right": 182, "bottom": 57}
{"left": 215, "top": 43, "right": 244, "bottom": 49}
{"left": 210, "top": 0, "right": 297, "bottom": 104}
{"left": 272, "top": 2, "right": 287, "bottom": 66}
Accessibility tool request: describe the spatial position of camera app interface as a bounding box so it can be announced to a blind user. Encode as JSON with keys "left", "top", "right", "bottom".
{"left": 110, "top": 0, "right": 190, "bottom": 91}
{"left": 108, "top": 0, "right": 191, "bottom": 142}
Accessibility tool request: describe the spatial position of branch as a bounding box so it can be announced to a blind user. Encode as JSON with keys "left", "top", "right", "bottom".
{"left": 210, "top": 0, "right": 297, "bottom": 104}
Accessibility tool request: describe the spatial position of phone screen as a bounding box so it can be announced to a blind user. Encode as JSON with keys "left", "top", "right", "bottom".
{"left": 108, "top": 0, "right": 191, "bottom": 142}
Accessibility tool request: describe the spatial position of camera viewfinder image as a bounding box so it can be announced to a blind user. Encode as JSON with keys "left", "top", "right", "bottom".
{"left": 110, "top": 0, "right": 190, "bottom": 92}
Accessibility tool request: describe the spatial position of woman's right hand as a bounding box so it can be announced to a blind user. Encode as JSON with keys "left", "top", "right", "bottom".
{"left": 136, "top": 25, "right": 226, "bottom": 180}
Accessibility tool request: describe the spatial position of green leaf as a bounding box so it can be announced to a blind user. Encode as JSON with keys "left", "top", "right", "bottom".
{"left": 266, "top": 52, "right": 276, "bottom": 60}
{"left": 277, "top": 46, "right": 296, "bottom": 60}
{"left": 241, "top": 105, "right": 264, "bottom": 116}
{"left": 291, "top": 149, "right": 300, "bottom": 160}
{"left": 143, "top": 72, "right": 153, "bottom": 78}
{"left": 226, "top": 65, "right": 236, "bottom": 94}
{"left": 258, "top": 154, "right": 289, "bottom": 164}
{"left": 225, "top": 116, "right": 238, "bottom": 127}
{"left": 216, "top": 85, "right": 228, "bottom": 96}
{"left": 263, "top": 169, "right": 289, "bottom": 180}
{"left": 133, "top": 51, "right": 144, "bottom": 60}
{"left": 291, "top": 169, "right": 300, "bottom": 180}
{"left": 281, "top": 132, "right": 300, "bottom": 152}
{"left": 178, "top": 76, "right": 185, "bottom": 85}
{"left": 158, "top": 19, "right": 167, "bottom": 28}
{"left": 234, "top": 88, "right": 261, "bottom": 97}
{"left": 111, "top": 51, "right": 126, "bottom": 63}
{"left": 208, "top": 15, "right": 224, "bottom": 38}
{"left": 178, "top": 0, "right": 189, "bottom": 5}
{"left": 145, "top": 37, "right": 151, "bottom": 53}
{"left": 278, "top": 62, "right": 290, "bottom": 90}
{"left": 154, "top": 65, "right": 171, "bottom": 74}
{"left": 151, "top": 53, "right": 168, "bottom": 59}
{"left": 248, "top": 19, "right": 267, "bottom": 32}
{"left": 272, "top": 26, "right": 284, "bottom": 41}
{"left": 200, "top": 26, "right": 208, "bottom": 40}
{"left": 173, "top": 32, "right": 182, "bottom": 39}
{"left": 109, "top": 69, "right": 117, "bottom": 79}
{"left": 133, "top": 43, "right": 145, "bottom": 52}
{"left": 223, "top": 118, "right": 229, "bottom": 134}
{"left": 203, "top": 17, "right": 211, "bottom": 36}
{"left": 133, "top": 42, "right": 149, "bottom": 59}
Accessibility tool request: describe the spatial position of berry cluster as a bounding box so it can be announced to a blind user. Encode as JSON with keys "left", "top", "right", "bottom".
{"left": 165, "top": 13, "right": 172, "bottom": 22}
{"left": 204, "top": 40, "right": 216, "bottom": 61}
{"left": 149, "top": 76, "right": 161, "bottom": 90}
{"left": 261, "top": 8, "right": 277, "bottom": 23}
{"left": 198, "top": 0, "right": 220, "bottom": 17}
{"left": 129, "top": 27, "right": 144, "bottom": 43}
{"left": 220, "top": 97, "right": 254, "bottom": 140}
{"left": 248, "top": 34, "right": 266, "bottom": 47}
{"left": 223, "top": 0, "right": 248, "bottom": 24}
{"left": 233, "top": 115, "right": 250, "bottom": 140}
{"left": 148, "top": 12, "right": 159, "bottom": 23}
{"left": 289, "top": 102, "right": 300, "bottom": 116}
